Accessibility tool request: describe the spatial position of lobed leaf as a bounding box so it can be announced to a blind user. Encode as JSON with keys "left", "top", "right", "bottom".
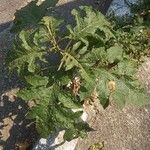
{"left": 25, "top": 75, "right": 49, "bottom": 87}
{"left": 68, "top": 6, "right": 114, "bottom": 40}
{"left": 95, "top": 69, "right": 150, "bottom": 108}
{"left": 106, "top": 45, "right": 123, "bottom": 63}
{"left": 8, "top": 30, "right": 47, "bottom": 74}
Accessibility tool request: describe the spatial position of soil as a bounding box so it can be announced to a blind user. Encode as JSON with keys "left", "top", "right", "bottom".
{"left": 0, "top": 0, "right": 150, "bottom": 150}
{"left": 75, "top": 105, "right": 150, "bottom": 150}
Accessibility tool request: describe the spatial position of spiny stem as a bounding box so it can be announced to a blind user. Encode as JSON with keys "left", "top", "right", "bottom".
{"left": 65, "top": 39, "right": 72, "bottom": 50}
{"left": 47, "top": 21, "right": 63, "bottom": 52}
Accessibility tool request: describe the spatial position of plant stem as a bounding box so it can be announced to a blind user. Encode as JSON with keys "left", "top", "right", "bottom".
{"left": 47, "top": 21, "right": 62, "bottom": 52}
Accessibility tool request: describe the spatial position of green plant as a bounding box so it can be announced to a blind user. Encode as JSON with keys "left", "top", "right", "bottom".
{"left": 7, "top": 6, "right": 150, "bottom": 140}
{"left": 130, "top": 0, "right": 150, "bottom": 16}
{"left": 109, "top": 2, "right": 150, "bottom": 63}
{"left": 115, "top": 17, "right": 150, "bottom": 62}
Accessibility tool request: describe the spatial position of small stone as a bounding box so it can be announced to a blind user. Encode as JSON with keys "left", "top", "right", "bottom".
{"left": 18, "top": 105, "right": 22, "bottom": 110}
{"left": 39, "top": 138, "right": 47, "bottom": 145}
{"left": 11, "top": 115, "right": 17, "bottom": 120}
{"left": 19, "top": 121, "right": 23, "bottom": 126}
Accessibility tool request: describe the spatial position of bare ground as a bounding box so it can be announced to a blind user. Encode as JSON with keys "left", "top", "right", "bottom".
{"left": 76, "top": 105, "right": 150, "bottom": 150}
{"left": 0, "top": 0, "right": 150, "bottom": 150}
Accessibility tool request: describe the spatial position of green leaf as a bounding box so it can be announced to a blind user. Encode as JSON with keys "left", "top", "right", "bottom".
{"left": 11, "top": 0, "right": 59, "bottom": 32}
{"left": 113, "top": 60, "right": 137, "bottom": 77}
{"left": 58, "top": 92, "right": 80, "bottom": 109}
{"left": 107, "top": 45, "right": 123, "bottom": 63}
{"left": 18, "top": 85, "right": 56, "bottom": 138}
{"left": 68, "top": 6, "right": 114, "bottom": 40}
{"left": 8, "top": 30, "right": 46, "bottom": 74}
{"left": 25, "top": 75, "right": 49, "bottom": 87}
{"left": 36, "top": 117, "right": 52, "bottom": 138}
{"left": 58, "top": 52, "right": 92, "bottom": 82}
{"left": 97, "top": 79, "right": 110, "bottom": 107}
{"left": 40, "top": 16, "right": 63, "bottom": 44}
{"left": 17, "top": 86, "right": 52, "bottom": 101}
{"left": 95, "top": 69, "right": 150, "bottom": 108}
{"left": 33, "top": 26, "right": 50, "bottom": 47}
{"left": 64, "top": 122, "right": 92, "bottom": 141}
{"left": 64, "top": 128, "right": 78, "bottom": 141}
{"left": 81, "top": 47, "right": 107, "bottom": 65}
{"left": 78, "top": 86, "right": 89, "bottom": 102}
{"left": 72, "top": 41, "right": 82, "bottom": 51}
{"left": 27, "top": 100, "right": 53, "bottom": 138}
{"left": 17, "top": 84, "right": 55, "bottom": 138}
{"left": 49, "top": 104, "right": 76, "bottom": 129}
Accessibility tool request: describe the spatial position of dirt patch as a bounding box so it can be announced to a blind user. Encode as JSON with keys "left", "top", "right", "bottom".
{"left": 75, "top": 105, "right": 150, "bottom": 150}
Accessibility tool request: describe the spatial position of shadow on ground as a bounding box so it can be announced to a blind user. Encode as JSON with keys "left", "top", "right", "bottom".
{"left": 0, "top": 97, "right": 39, "bottom": 150}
